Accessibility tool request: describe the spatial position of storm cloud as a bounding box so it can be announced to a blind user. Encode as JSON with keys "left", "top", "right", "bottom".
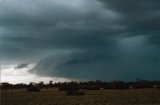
{"left": 0, "top": 0, "right": 160, "bottom": 81}
{"left": 15, "top": 63, "right": 29, "bottom": 69}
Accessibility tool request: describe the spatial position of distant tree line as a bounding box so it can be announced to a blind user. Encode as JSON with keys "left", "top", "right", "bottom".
{"left": 1, "top": 80, "right": 160, "bottom": 90}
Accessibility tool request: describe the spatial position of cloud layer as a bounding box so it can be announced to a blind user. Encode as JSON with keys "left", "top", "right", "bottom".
{"left": 0, "top": 0, "right": 160, "bottom": 81}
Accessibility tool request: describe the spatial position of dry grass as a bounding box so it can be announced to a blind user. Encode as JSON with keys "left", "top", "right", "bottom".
{"left": 1, "top": 88, "right": 160, "bottom": 105}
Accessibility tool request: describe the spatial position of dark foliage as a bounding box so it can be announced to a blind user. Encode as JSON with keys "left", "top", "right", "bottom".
{"left": 1, "top": 80, "right": 160, "bottom": 91}
{"left": 156, "top": 85, "right": 160, "bottom": 89}
{"left": 26, "top": 82, "right": 40, "bottom": 92}
{"left": 59, "top": 82, "right": 79, "bottom": 91}
{"left": 66, "top": 90, "right": 85, "bottom": 96}
{"left": 27, "top": 86, "right": 40, "bottom": 92}
{"left": 0, "top": 82, "right": 27, "bottom": 89}
{"left": 110, "top": 81, "right": 129, "bottom": 89}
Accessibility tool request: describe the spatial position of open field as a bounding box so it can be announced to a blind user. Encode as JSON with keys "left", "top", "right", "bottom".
{"left": 1, "top": 88, "right": 160, "bottom": 105}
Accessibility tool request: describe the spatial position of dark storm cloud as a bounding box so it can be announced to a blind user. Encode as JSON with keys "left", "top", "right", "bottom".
{"left": 31, "top": 45, "right": 160, "bottom": 80}
{"left": 0, "top": 0, "right": 121, "bottom": 60}
{"left": 0, "top": 0, "right": 160, "bottom": 80}
{"left": 15, "top": 63, "right": 29, "bottom": 69}
{"left": 99, "top": 0, "right": 160, "bottom": 37}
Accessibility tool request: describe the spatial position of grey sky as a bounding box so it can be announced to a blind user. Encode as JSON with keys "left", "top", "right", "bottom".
{"left": 0, "top": 0, "right": 160, "bottom": 82}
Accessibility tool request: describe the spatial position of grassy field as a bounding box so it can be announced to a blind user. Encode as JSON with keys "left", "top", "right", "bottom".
{"left": 1, "top": 88, "right": 160, "bottom": 105}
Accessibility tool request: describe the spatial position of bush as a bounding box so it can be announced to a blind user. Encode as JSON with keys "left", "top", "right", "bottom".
{"left": 27, "top": 86, "right": 40, "bottom": 92}
{"left": 156, "top": 85, "right": 160, "bottom": 89}
{"left": 111, "top": 81, "right": 129, "bottom": 90}
{"left": 66, "top": 90, "right": 85, "bottom": 96}
{"left": 84, "top": 86, "right": 100, "bottom": 90}
{"left": 59, "top": 85, "right": 79, "bottom": 91}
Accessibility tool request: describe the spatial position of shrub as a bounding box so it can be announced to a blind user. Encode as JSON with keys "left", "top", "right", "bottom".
{"left": 84, "top": 86, "right": 100, "bottom": 90}
{"left": 111, "top": 81, "right": 129, "bottom": 90}
{"left": 66, "top": 90, "right": 85, "bottom": 96}
{"left": 59, "top": 85, "right": 79, "bottom": 91}
{"left": 27, "top": 86, "right": 40, "bottom": 92}
{"left": 156, "top": 85, "right": 160, "bottom": 89}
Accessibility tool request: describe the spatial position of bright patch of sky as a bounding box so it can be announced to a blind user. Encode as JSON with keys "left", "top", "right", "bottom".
{"left": 1, "top": 63, "right": 70, "bottom": 84}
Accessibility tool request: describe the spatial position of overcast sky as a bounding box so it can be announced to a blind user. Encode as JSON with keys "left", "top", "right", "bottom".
{"left": 0, "top": 0, "right": 160, "bottom": 83}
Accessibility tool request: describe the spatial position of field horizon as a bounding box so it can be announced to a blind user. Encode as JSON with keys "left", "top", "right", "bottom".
{"left": 1, "top": 80, "right": 160, "bottom": 105}
{"left": 1, "top": 88, "right": 160, "bottom": 105}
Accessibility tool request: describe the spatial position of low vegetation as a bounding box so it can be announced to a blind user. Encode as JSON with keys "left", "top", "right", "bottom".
{"left": 66, "top": 90, "right": 85, "bottom": 96}
{"left": 27, "top": 86, "right": 40, "bottom": 92}
{"left": 1, "top": 80, "right": 160, "bottom": 90}
{"left": 1, "top": 88, "right": 160, "bottom": 105}
{"left": 1, "top": 80, "right": 160, "bottom": 105}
